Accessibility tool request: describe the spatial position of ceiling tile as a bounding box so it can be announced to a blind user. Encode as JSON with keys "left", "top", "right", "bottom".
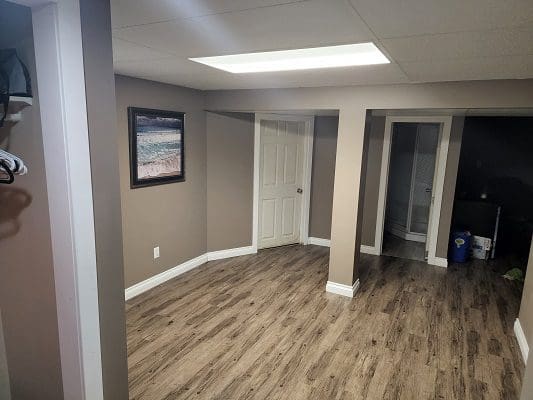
{"left": 111, "top": 0, "right": 306, "bottom": 29}
{"left": 113, "top": 0, "right": 374, "bottom": 58}
{"left": 115, "top": 57, "right": 408, "bottom": 90}
{"left": 112, "top": 38, "right": 174, "bottom": 62}
{"left": 383, "top": 26, "right": 533, "bottom": 63}
{"left": 111, "top": 0, "right": 533, "bottom": 89}
{"left": 351, "top": 0, "right": 533, "bottom": 38}
{"left": 400, "top": 54, "right": 533, "bottom": 82}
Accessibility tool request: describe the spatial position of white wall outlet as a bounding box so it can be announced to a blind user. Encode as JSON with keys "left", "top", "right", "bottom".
{"left": 153, "top": 246, "right": 160, "bottom": 259}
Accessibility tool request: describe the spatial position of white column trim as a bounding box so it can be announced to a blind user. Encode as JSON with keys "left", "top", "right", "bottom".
{"left": 32, "top": 2, "right": 103, "bottom": 399}
{"left": 308, "top": 237, "right": 379, "bottom": 255}
{"left": 514, "top": 318, "right": 530, "bottom": 363}
{"left": 326, "top": 279, "right": 360, "bottom": 298}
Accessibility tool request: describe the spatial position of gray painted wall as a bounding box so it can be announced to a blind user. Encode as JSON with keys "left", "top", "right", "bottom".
{"left": 0, "top": 2, "right": 63, "bottom": 398}
{"left": 116, "top": 75, "right": 207, "bottom": 287}
{"left": 80, "top": 0, "right": 129, "bottom": 398}
{"left": 206, "top": 112, "right": 254, "bottom": 252}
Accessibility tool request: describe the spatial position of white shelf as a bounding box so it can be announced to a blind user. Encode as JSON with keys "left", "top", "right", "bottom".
{"left": 5, "top": 96, "right": 33, "bottom": 123}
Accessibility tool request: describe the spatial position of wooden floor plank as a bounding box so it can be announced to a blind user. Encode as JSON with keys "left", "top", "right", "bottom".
{"left": 127, "top": 245, "right": 524, "bottom": 399}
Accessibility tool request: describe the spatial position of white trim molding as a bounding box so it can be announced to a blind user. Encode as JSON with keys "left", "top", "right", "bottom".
{"left": 253, "top": 113, "right": 314, "bottom": 250}
{"left": 33, "top": 2, "right": 103, "bottom": 399}
{"left": 308, "top": 237, "right": 379, "bottom": 255}
{"left": 308, "top": 237, "right": 331, "bottom": 247}
{"left": 125, "top": 246, "right": 258, "bottom": 300}
{"left": 125, "top": 254, "right": 208, "bottom": 301}
{"left": 360, "top": 245, "right": 380, "bottom": 255}
{"left": 514, "top": 318, "right": 529, "bottom": 363}
{"left": 207, "top": 246, "right": 256, "bottom": 261}
{"left": 326, "top": 279, "right": 360, "bottom": 298}
{"left": 427, "top": 256, "right": 448, "bottom": 268}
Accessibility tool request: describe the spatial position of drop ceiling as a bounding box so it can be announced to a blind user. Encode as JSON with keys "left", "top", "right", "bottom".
{"left": 111, "top": 0, "right": 533, "bottom": 90}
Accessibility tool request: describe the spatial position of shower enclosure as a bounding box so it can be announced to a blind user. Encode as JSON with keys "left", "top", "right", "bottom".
{"left": 385, "top": 122, "right": 440, "bottom": 244}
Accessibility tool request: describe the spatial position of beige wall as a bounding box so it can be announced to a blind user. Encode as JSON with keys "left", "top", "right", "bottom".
{"left": 309, "top": 116, "right": 338, "bottom": 239}
{"left": 360, "top": 115, "right": 464, "bottom": 258}
{"left": 306, "top": 112, "right": 461, "bottom": 259}
{"left": 521, "top": 361, "right": 533, "bottom": 400}
{"left": 116, "top": 75, "right": 207, "bottom": 287}
{"left": 80, "top": 0, "right": 128, "bottom": 397}
{"left": 206, "top": 112, "right": 254, "bottom": 252}
{"left": 308, "top": 114, "right": 386, "bottom": 247}
{"left": 361, "top": 116, "right": 385, "bottom": 246}
{"left": 206, "top": 79, "right": 533, "bottom": 285}
{"left": 519, "top": 238, "right": 533, "bottom": 399}
{"left": 0, "top": 2, "right": 63, "bottom": 398}
{"left": 436, "top": 116, "right": 465, "bottom": 258}
{"left": 519, "top": 238, "right": 533, "bottom": 348}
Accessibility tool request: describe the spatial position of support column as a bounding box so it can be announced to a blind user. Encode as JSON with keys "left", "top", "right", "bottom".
{"left": 326, "top": 107, "right": 368, "bottom": 297}
{"left": 80, "top": 0, "right": 129, "bottom": 398}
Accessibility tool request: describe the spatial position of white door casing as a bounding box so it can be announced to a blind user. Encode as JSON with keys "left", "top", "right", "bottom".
{"left": 376, "top": 116, "right": 452, "bottom": 267}
{"left": 254, "top": 114, "right": 314, "bottom": 250}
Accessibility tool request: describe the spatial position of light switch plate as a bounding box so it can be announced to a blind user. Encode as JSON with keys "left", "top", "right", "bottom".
{"left": 153, "top": 246, "right": 160, "bottom": 259}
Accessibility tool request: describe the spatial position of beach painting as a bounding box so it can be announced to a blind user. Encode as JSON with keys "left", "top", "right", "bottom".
{"left": 128, "top": 107, "right": 185, "bottom": 188}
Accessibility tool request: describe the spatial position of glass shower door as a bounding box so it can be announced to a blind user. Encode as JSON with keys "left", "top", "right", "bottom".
{"left": 409, "top": 123, "right": 440, "bottom": 235}
{"left": 385, "top": 121, "right": 440, "bottom": 246}
{"left": 386, "top": 123, "right": 418, "bottom": 232}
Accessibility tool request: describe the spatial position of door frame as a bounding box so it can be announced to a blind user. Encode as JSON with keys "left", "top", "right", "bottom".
{"left": 375, "top": 116, "right": 452, "bottom": 267}
{"left": 15, "top": 1, "right": 106, "bottom": 399}
{"left": 252, "top": 113, "right": 315, "bottom": 251}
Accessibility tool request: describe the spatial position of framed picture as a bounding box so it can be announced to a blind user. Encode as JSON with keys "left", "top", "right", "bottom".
{"left": 128, "top": 107, "right": 185, "bottom": 188}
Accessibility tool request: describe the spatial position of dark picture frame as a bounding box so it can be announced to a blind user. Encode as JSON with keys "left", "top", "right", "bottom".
{"left": 128, "top": 107, "right": 185, "bottom": 188}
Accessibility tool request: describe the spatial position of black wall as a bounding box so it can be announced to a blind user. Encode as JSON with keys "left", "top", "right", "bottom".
{"left": 454, "top": 117, "right": 533, "bottom": 263}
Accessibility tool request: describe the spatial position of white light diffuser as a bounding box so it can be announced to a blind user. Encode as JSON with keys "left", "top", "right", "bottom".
{"left": 189, "top": 42, "right": 389, "bottom": 73}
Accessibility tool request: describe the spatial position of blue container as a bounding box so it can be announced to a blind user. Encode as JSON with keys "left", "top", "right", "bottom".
{"left": 450, "top": 231, "right": 471, "bottom": 263}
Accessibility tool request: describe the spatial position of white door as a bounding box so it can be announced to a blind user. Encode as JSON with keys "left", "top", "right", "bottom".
{"left": 258, "top": 118, "right": 305, "bottom": 249}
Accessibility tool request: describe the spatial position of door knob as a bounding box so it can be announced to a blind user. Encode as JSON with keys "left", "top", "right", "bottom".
{"left": 425, "top": 188, "right": 432, "bottom": 193}
{"left": 297, "top": 188, "right": 303, "bottom": 194}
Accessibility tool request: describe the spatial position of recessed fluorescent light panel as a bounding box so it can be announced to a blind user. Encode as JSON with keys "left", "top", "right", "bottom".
{"left": 189, "top": 42, "right": 389, "bottom": 73}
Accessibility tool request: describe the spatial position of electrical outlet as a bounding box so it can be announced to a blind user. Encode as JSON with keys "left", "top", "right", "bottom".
{"left": 153, "top": 246, "right": 160, "bottom": 259}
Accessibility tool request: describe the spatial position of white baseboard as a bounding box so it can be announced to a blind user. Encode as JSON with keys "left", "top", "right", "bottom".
{"left": 326, "top": 279, "right": 360, "bottom": 298}
{"left": 308, "top": 237, "right": 331, "bottom": 247}
{"left": 428, "top": 256, "right": 448, "bottom": 268}
{"left": 125, "top": 254, "right": 208, "bottom": 301}
{"left": 360, "top": 245, "right": 380, "bottom": 255}
{"left": 514, "top": 318, "right": 529, "bottom": 363}
{"left": 308, "top": 237, "right": 380, "bottom": 256}
{"left": 125, "top": 246, "right": 258, "bottom": 300}
{"left": 207, "top": 245, "right": 256, "bottom": 261}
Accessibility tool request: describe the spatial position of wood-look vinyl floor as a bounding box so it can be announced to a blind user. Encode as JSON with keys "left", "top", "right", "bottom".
{"left": 126, "top": 245, "right": 525, "bottom": 400}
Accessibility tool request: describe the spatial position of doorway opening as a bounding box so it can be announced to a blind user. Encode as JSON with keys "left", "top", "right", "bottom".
{"left": 451, "top": 116, "right": 533, "bottom": 280}
{"left": 383, "top": 122, "right": 439, "bottom": 261}
{"left": 375, "top": 116, "right": 452, "bottom": 265}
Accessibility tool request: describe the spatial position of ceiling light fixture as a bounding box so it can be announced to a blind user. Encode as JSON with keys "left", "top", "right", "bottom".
{"left": 189, "top": 42, "right": 389, "bottom": 73}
